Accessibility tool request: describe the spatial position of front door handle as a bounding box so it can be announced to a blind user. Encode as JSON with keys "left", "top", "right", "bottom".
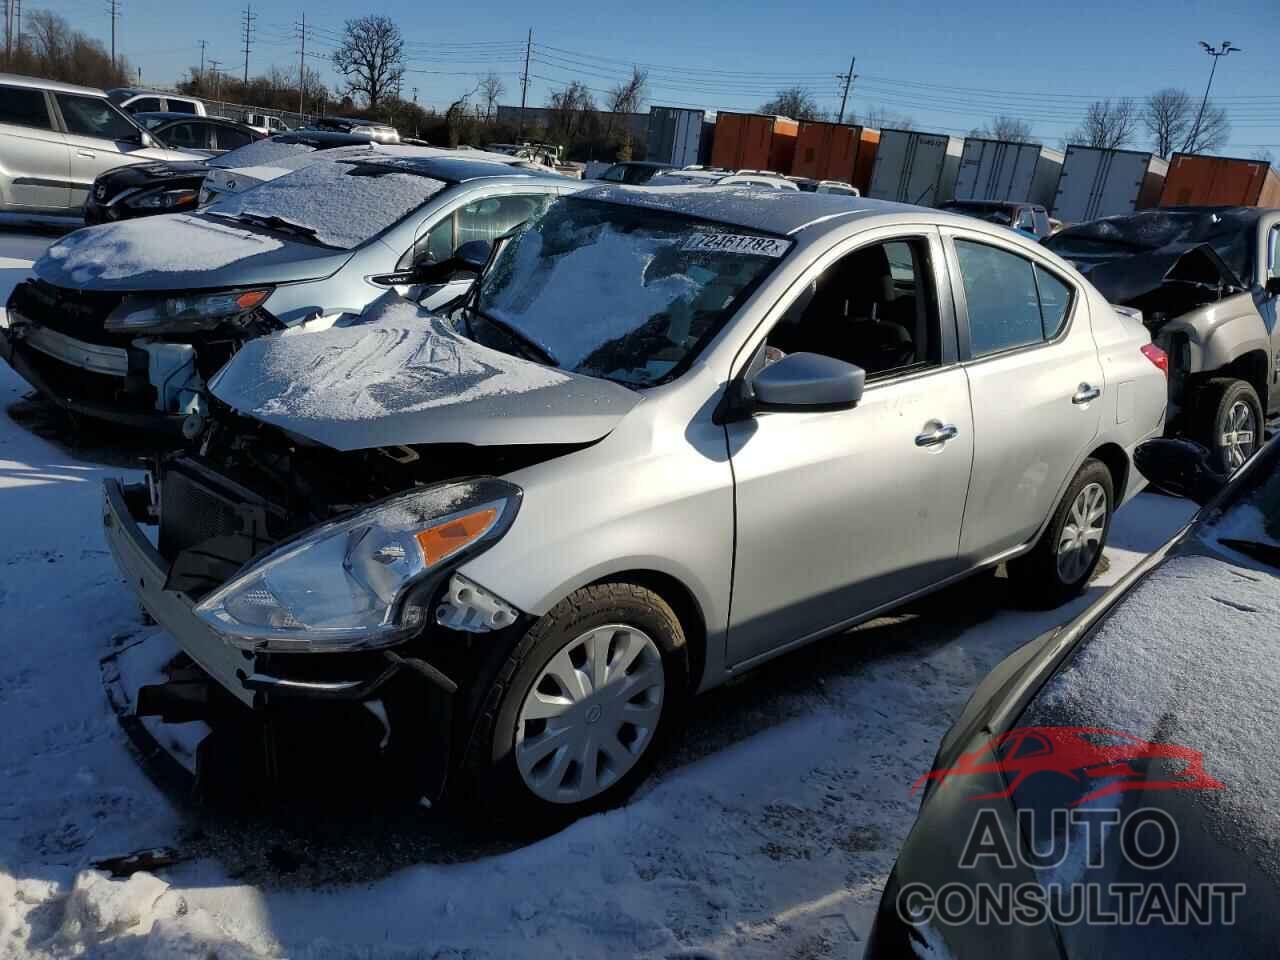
{"left": 76, "top": 149, "right": 95, "bottom": 158}
{"left": 915, "top": 423, "right": 959, "bottom": 447}
{"left": 1072, "top": 383, "right": 1101, "bottom": 405}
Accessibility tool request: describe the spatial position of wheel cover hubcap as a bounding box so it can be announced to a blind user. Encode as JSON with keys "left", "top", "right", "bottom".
{"left": 1220, "top": 400, "right": 1257, "bottom": 472}
{"left": 1056, "top": 481, "right": 1108, "bottom": 584}
{"left": 515, "top": 624, "right": 664, "bottom": 804}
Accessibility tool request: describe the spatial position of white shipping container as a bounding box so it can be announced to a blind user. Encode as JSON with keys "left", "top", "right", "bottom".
{"left": 868, "top": 130, "right": 964, "bottom": 206}
{"left": 646, "top": 107, "right": 706, "bottom": 168}
{"left": 1052, "top": 146, "right": 1169, "bottom": 223}
{"left": 955, "top": 139, "right": 1040, "bottom": 203}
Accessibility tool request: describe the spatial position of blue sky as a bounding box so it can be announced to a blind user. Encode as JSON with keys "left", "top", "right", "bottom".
{"left": 55, "top": 0, "right": 1280, "bottom": 156}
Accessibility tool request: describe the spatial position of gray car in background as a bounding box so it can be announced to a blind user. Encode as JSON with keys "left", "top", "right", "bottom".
{"left": 1, "top": 155, "right": 578, "bottom": 431}
{"left": 0, "top": 73, "right": 200, "bottom": 221}
{"left": 102, "top": 187, "right": 1168, "bottom": 826}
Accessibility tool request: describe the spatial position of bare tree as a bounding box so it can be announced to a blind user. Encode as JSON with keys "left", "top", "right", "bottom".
{"left": 856, "top": 104, "right": 913, "bottom": 130}
{"left": 969, "top": 115, "right": 1034, "bottom": 143}
{"left": 546, "top": 80, "right": 597, "bottom": 148}
{"left": 1182, "top": 101, "right": 1230, "bottom": 155}
{"left": 444, "top": 82, "right": 481, "bottom": 146}
{"left": 10, "top": 9, "right": 129, "bottom": 88}
{"left": 603, "top": 66, "right": 648, "bottom": 158}
{"left": 1143, "top": 88, "right": 1193, "bottom": 159}
{"left": 478, "top": 71, "right": 506, "bottom": 122}
{"left": 332, "top": 15, "right": 405, "bottom": 110}
{"left": 759, "top": 86, "right": 823, "bottom": 121}
{"left": 1066, "top": 98, "right": 1138, "bottom": 150}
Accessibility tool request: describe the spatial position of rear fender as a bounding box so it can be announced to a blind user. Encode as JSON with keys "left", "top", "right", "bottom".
{"left": 1162, "top": 293, "right": 1270, "bottom": 376}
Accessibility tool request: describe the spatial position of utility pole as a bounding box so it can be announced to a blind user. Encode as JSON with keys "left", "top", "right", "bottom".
{"left": 5, "top": 0, "right": 11, "bottom": 69}
{"left": 296, "top": 12, "right": 305, "bottom": 115}
{"left": 518, "top": 27, "right": 531, "bottom": 139}
{"left": 1184, "top": 40, "right": 1240, "bottom": 154}
{"left": 198, "top": 39, "right": 206, "bottom": 82}
{"left": 209, "top": 59, "right": 222, "bottom": 100}
{"left": 107, "top": 0, "right": 119, "bottom": 70}
{"left": 836, "top": 55, "right": 856, "bottom": 124}
{"left": 241, "top": 3, "right": 255, "bottom": 86}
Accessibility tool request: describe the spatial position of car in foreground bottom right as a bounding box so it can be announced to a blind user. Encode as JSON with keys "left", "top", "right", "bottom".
{"left": 867, "top": 435, "right": 1280, "bottom": 958}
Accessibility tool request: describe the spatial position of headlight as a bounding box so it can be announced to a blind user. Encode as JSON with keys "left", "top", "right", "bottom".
{"left": 125, "top": 187, "right": 199, "bottom": 210}
{"left": 104, "top": 288, "right": 272, "bottom": 333}
{"left": 193, "top": 478, "right": 521, "bottom": 652}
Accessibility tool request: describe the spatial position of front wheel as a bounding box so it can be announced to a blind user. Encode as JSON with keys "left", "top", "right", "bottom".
{"left": 1008, "top": 459, "right": 1114, "bottom": 609}
{"left": 460, "top": 582, "right": 687, "bottom": 829}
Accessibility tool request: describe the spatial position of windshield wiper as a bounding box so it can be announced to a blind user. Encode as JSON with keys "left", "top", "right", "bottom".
{"left": 1217, "top": 537, "right": 1280, "bottom": 569}
{"left": 473, "top": 308, "right": 559, "bottom": 367}
{"left": 230, "top": 212, "right": 329, "bottom": 245}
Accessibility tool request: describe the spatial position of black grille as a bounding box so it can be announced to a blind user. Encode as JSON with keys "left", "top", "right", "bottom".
{"left": 9, "top": 280, "right": 127, "bottom": 347}
{"left": 159, "top": 469, "right": 244, "bottom": 561}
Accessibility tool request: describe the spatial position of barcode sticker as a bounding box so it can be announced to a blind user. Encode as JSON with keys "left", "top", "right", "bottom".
{"left": 681, "top": 233, "right": 790, "bottom": 258}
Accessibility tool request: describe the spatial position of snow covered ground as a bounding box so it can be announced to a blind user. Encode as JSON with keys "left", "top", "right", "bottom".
{"left": 0, "top": 228, "right": 1198, "bottom": 959}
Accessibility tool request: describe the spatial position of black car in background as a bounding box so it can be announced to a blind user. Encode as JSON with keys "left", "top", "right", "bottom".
{"left": 134, "top": 112, "right": 263, "bottom": 155}
{"left": 938, "top": 199, "right": 1052, "bottom": 239}
{"left": 867, "top": 436, "right": 1280, "bottom": 958}
{"left": 83, "top": 128, "right": 373, "bottom": 225}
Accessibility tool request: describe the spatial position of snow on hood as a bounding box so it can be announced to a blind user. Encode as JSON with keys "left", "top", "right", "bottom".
{"left": 206, "top": 138, "right": 319, "bottom": 170}
{"left": 1024, "top": 552, "right": 1280, "bottom": 881}
{"left": 37, "top": 216, "right": 283, "bottom": 286}
{"left": 206, "top": 160, "right": 446, "bottom": 250}
{"left": 209, "top": 297, "right": 641, "bottom": 452}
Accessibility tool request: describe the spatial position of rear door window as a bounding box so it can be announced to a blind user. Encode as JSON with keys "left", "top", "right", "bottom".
{"left": 214, "top": 126, "right": 254, "bottom": 151}
{"left": 165, "top": 99, "right": 197, "bottom": 114}
{"left": 955, "top": 239, "right": 1075, "bottom": 356}
{"left": 0, "top": 86, "right": 53, "bottom": 129}
{"left": 129, "top": 97, "right": 164, "bottom": 113}
{"left": 456, "top": 194, "right": 554, "bottom": 246}
{"left": 161, "top": 122, "right": 214, "bottom": 150}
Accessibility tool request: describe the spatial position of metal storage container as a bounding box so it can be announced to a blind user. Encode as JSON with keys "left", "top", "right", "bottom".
{"left": 646, "top": 107, "right": 707, "bottom": 168}
{"left": 710, "top": 113, "right": 799, "bottom": 174}
{"left": 867, "top": 129, "right": 964, "bottom": 205}
{"left": 1051, "top": 146, "right": 1168, "bottom": 223}
{"left": 1159, "top": 153, "right": 1280, "bottom": 208}
{"left": 954, "top": 139, "right": 1064, "bottom": 208}
{"left": 790, "top": 122, "right": 881, "bottom": 190}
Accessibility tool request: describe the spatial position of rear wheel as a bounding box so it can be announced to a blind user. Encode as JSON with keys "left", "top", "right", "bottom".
{"left": 1192, "top": 378, "right": 1262, "bottom": 475}
{"left": 460, "top": 582, "right": 686, "bottom": 829}
{"left": 1008, "top": 458, "right": 1113, "bottom": 609}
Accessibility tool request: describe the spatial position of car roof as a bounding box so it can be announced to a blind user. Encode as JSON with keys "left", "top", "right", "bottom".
{"left": 109, "top": 87, "right": 199, "bottom": 100}
{"left": 341, "top": 154, "right": 564, "bottom": 185}
{"left": 135, "top": 112, "right": 241, "bottom": 125}
{"left": 274, "top": 130, "right": 372, "bottom": 147}
{"left": 575, "top": 184, "right": 923, "bottom": 236}
{"left": 2, "top": 72, "right": 104, "bottom": 97}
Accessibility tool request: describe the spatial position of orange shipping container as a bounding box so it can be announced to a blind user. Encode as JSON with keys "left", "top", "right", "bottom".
{"left": 1159, "top": 153, "right": 1280, "bottom": 208}
{"left": 711, "top": 112, "right": 798, "bottom": 174}
{"left": 790, "top": 122, "right": 880, "bottom": 190}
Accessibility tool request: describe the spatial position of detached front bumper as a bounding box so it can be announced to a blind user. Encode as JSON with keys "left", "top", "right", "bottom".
{"left": 102, "top": 479, "right": 406, "bottom": 708}
{"left": 1, "top": 326, "right": 188, "bottom": 434}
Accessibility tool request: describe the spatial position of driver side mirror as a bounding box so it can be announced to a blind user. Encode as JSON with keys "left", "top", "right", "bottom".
{"left": 371, "top": 239, "right": 493, "bottom": 288}
{"left": 750, "top": 352, "right": 865, "bottom": 413}
{"left": 139, "top": 130, "right": 156, "bottom": 148}
{"left": 1133, "top": 438, "right": 1228, "bottom": 505}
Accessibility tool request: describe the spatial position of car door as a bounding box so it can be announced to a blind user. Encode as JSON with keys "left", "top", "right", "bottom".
{"left": 52, "top": 92, "right": 150, "bottom": 208}
{"left": 0, "top": 84, "right": 71, "bottom": 210}
{"left": 725, "top": 227, "right": 974, "bottom": 667}
{"left": 945, "top": 229, "right": 1103, "bottom": 561}
{"left": 212, "top": 125, "right": 255, "bottom": 154}
{"left": 406, "top": 190, "right": 559, "bottom": 311}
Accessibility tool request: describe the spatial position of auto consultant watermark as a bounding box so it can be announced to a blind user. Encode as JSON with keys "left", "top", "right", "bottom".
{"left": 897, "top": 726, "right": 1244, "bottom": 928}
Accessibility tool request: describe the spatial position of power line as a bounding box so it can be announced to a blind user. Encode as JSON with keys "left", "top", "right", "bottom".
{"left": 106, "top": 0, "right": 119, "bottom": 68}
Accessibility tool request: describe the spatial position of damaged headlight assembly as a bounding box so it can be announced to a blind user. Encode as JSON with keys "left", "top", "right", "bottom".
{"left": 125, "top": 187, "right": 200, "bottom": 211}
{"left": 193, "top": 478, "right": 522, "bottom": 652}
{"left": 103, "top": 288, "right": 272, "bottom": 333}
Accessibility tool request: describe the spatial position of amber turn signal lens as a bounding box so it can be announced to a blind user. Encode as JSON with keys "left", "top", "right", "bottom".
{"left": 235, "top": 289, "right": 270, "bottom": 310}
{"left": 415, "top": 507, "right": 499, "bottom": 566}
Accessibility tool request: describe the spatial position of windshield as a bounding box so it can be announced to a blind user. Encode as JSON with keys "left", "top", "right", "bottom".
{"left": 207, "top": 159, "right": 445, "bottom": 249}
{"left": 1046, "top": 209, "right": 1260, "bottom": 282}
{"left": 472, "top": 198, "right": 788, "bottom": 386}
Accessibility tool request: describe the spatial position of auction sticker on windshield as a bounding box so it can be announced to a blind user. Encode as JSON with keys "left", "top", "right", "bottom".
{"left": 681, "top": 233, "right": 790, "bottom": 257}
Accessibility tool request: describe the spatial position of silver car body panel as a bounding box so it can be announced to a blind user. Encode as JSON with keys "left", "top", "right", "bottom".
{"left": 24, "top": 325, "right": 129, "bottom": 375}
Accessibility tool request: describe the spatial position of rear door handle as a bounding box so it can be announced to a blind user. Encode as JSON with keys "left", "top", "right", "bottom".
{"left": 1072, "top": 383, "right": 1101, "bottom": 405}
{"left": 915, "top": 423, "right": 959, "bottom": 447}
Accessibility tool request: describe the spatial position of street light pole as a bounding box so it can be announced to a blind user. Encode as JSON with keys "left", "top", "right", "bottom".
{"left": 1184, "top": 40, "right": 1240, "bottom": 153}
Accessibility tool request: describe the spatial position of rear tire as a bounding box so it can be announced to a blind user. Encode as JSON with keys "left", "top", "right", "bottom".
{"left": 1007, "top": 458, "right": 1114, "bottom": 609}
{"left": 459, "top": 582, "right": 688, "bottom": 832}
{"left": 1191, "top": 378, "right": 1262, "bottom": 475}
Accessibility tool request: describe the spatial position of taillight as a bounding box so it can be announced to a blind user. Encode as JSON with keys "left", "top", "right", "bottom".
{"left": 1140, "top": 343, "right": 1168, "bottom": 378}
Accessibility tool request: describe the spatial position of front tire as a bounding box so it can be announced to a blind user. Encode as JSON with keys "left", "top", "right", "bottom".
{"left": 460, "top": 582, "right": 687, "bottom": 829}
{"left": 1008, "top": 458, "right": 1113, "bottom": 609}
{"left": 1192, "top": 378, "right": 1262, "bottom": 475}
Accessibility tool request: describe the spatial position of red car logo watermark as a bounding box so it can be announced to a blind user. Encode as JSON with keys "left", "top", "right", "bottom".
{"left": 913, "top": 726, "right": 1224, "bottom": 806}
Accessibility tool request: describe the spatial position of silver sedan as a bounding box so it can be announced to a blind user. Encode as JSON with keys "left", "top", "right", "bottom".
{"left": 104, "top": 186, "right": 1169, "bottom": 824}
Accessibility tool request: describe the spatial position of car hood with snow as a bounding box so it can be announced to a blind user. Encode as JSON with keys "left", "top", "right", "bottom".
{"left": 33, "top": 214, "right": 353, "bottom": 291}
{"left": 209, "top": 298, "right": 642, "bottom": 452}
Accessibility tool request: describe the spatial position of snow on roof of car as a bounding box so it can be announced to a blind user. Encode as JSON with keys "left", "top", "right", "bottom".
{"left": 1023, "top": 551, "right": 1280, "bottom": 883}
{"left": 576, "top": 183, "right": 917, "bottom": 236}
{"left": 345, "top": 154, "right": 557, "bottom": 184}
